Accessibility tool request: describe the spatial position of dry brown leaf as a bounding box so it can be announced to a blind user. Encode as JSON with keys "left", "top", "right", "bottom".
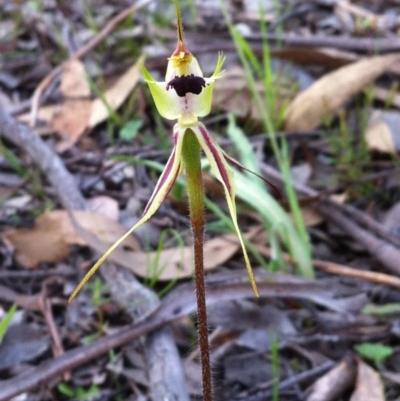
{"left": 306, "top": 356, "right": 356, "bottom": 401}
{"left": 51, "top": 100, "right": 92, "bottom": 149}
{"left": 17, "top": 57, "right": 142, "bottom": 146}
{"left": 60, "top": 59, "right": 91, "bottom": 98}
{"left": 373, "top": 86, "right": 400, "bottom": 109}
{"left": 87, "top": 196, "right": 119, "bottom": 221}
{"left": 350, "top": 358, "right": 385, "bottom": 401}
{"left": 0, "top": 323, "right": 50, "bottom": 371}
{"left": 5, "top": 212, "right": 70, "bottom": 268}
{"left": 88, "top": 55, "right": 143, "bottom": 127}
{"left": 145, "top": 234, "right": 246, "bottom": 280}
{"left": 17, "top": 105, "right": 59, "bottom": 130}
{"left": 68, "top": 210, "right": 259, "bottom": 280}
{"left": 213, "top": 67, "right": 259, "bottom": 119}
{"left": 50, "top": 60, "right": 92, "bottom": 149}
{"left": 285, "top": 54, "right": 400, "bottom": 131}
{"left": 365, "top": 109, "right": 400, "bottom": 153}
{"left": 4, "top": 210, "right": 140, "bottom": 268}
{"left": 213, "top": 66, "right": 290, "bottom": 120}
{"left": 88, "top": 230, "right": 247, "bottom": 280}
{"left": 299, "top": 193, "right": 347, "bottom": 227}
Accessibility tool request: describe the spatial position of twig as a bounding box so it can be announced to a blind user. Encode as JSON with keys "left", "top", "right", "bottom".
{"left": 101, "top": 263, "right": 189, "bottom": 401}
{"left": 231, "top": 360, "right": 335, "bottom": 401}
{"left": 247, "top": 33, "right": 400, "bottom": 54}
{"left": 176, "top": 31, "right": 400, "bottom": 56}
{"left": 314, "top": 259, "right": 400, "bottom": 289}
{"left": 260, "top": 163, "right": 400, "bottom": 276}
{"left": 39, "top": 288, "right": 70, "bottom": 381}
{"left": 0, "top": 313, "right": 165, "bottom": 401}
{"left": 0, "top": 107, "right": 87, "bottom": 210}
{"left": 255, "top": 243, "right": 400, "bottom": 290}
{"left": 317, "top": 205, "right": 400, "bottom": 275}
{"left": 150, "top": 26, "right": 400, "bottom": 55}
{"left": 0, "top": 270, "right": 355, "bottom": 400}
{"left": 29, "top": 0, "right": 154, "bottom": 126}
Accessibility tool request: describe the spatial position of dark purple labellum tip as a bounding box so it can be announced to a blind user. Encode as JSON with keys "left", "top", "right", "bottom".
{"left": 166, "top": 74, "right": 207, "bottom": 97}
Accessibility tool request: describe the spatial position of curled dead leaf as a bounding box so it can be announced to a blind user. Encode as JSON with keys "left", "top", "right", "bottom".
{"left": 365, "top": 109, "right": 400, "bottom": 154}
{"left": 4, "top": 210, "right": 140, "bottom": 268}
{"left": 17, "top": 57, "right": 143, "bottom": 149}
{"left": 69, "top": 210, "right": 262, "bottom": 280}
{"left": 50, "top": 60, "right": 92, "bottom": 149}
{"left": 349, "top": 358, "right": 385, "bottom": 401}
{"left": 306, "top": 355, "right": 356, "bottom": 401}
{"left": 285, "top": 54, "right": 400, "bottom": 131}
{"left": 88, "top": 55, "right": 143, "bottom": 127}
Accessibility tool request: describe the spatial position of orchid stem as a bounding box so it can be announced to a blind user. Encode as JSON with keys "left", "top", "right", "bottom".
{"left": 182, "top": 129, "right": 213, "bottom": 401}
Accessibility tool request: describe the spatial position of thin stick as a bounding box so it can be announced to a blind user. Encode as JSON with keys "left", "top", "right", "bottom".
{"left": 182, "top": 130, "right": 213, "bottom": 401}
{"left": 255, "top": 242, "right": 400, "bottom": 290}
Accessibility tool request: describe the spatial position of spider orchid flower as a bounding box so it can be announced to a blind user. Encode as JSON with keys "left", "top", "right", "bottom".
{"left": 69, "top": 2, "right": 263, "bottom": 303}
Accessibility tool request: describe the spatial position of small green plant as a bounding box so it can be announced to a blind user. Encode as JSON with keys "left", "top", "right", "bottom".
{"left": 225, "top": 115, "right": 312, "bottom": 277}
{"left": 86, "top": 74, "right": 123, "bottom": 144}
{"left": 87, "top": 277, "right": 110, "bottom": 308}
{"left": 85, "top": 277, "right": 110, "bottom": 338}
{"left": 323, "top": 89, "right": 375, "bottom": 199}
{"left": 57, "top": 382, "right": 99, "bottom": 400}
{"left": 119, "top": 119, "right": 143, "bottom": 141}
{"left": 0, "top": 141, "right": 26, "bottom": 177}
{"left": 0, "top": 304, "right": 17, "bottom": 343}
{"left": 223, "top": 8, "right": 313, "bottom": 277}
{"left": 143, "top": 228, "right": 183, "bottom": 296}
{"left": 1, "top": 140, "right": 55, "bottom": 205}
{"left": 270, "top": 335, "right": 280, "bottom": 401}
{"left": 354, "top": 342, "right": 394, "bottom": 364}
{"left": 363, "top": 303, "right": 400, "bottom": 315}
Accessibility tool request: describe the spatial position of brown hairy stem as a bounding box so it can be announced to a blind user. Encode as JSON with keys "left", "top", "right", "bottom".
{"left": 182, "top": 129, "right": 212, "bottom": 401}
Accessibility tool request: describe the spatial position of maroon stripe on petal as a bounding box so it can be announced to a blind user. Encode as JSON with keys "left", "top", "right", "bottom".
{"left": 156, "top": 148, "right": 176, "bottom": 190}
{"left": 143, "top": 162, "right": 181, "bottom": 215}
{"left": 143, "top": 149, "right": 178, "bottom": 215}
{"left": 199, "top": 126, "right": 232, "bottom": 194}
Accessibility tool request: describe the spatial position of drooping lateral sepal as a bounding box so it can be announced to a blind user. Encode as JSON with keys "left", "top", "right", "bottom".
{"left": 69, "top": 130, "right": 185, "bottom": 302}
{"left": 191, "top": 123, "right": 259, "bottom": 297}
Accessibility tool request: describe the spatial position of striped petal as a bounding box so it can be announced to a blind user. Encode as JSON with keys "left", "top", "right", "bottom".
{"left": 191, "top": 123, "right": 259, "bottom": 297}
{"left": 69, "top": 130, "right": 185, "bottom": 301}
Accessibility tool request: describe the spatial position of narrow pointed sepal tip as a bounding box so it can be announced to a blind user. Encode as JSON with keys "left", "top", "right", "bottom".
{"left": 248, "top": 271, "right": 260, "bottom": 298}
{"left": 69, "top": 131, "right": 185, "bottom": 302}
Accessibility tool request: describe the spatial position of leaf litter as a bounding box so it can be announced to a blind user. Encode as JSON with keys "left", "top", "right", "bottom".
{"left": 1, "top": 0, "right": 400, "bottom": 400}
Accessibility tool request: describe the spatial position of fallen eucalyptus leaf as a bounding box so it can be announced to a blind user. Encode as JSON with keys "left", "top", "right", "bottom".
{"left": 350, "top": 358, "right": 385, "bottom": 401}
{"left": 4, "top": 210, "right": 140, "bottom": 268}
{"left": 285, "top": 54, "right": 400, "bottom": 131}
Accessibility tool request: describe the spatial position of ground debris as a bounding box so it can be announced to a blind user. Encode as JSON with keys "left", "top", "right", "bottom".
{"left": 1, "top": 0, "right": 400, "bottom": 400}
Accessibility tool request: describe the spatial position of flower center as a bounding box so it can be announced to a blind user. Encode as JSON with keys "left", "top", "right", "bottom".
{"left": 166, "top": 74, "right": 207, "bottom": 97}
